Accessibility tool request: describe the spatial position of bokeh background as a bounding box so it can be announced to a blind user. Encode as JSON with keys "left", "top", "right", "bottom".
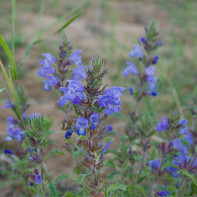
{"left": 0, "top": 0, "right": 197, "bottom": 195}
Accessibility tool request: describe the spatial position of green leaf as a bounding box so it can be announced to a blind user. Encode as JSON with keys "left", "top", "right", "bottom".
{"left": 48, "top": 183, "right": 58, "bottom": 197}
{"left": 179, "top": 170, "right": 197, "bottom": 185}
{"left": 11, "top": 0, "right": 16, "bottom": 57}
{"left": 55, "top": 12, "right": 82, "bottom": 34}
{"left": 0, "top": 35, "right": 17, "bottom": 79}
{"left": 12, "top": 160, "right": 28, "bottom": 170}
{"left": 42, "top": 130, "right": 57, "bottom": 139}
{"left": 0, "top": 88, "right": 5, "bottom": 94}
{"left": 54, "top": 174, "right": 70, "bottom": 184}
{"left": 108, "top": 183, "right": 127, "bottom": 192}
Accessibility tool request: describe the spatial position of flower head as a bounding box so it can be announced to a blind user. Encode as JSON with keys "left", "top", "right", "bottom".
{"left": 122, "top": 61, "right": 139, "bottom": 77}
{"left": 76, "top": 117, "right": 88, "bottom": 136}
{"left": 129, "top": 44, "right": 143, "bottom": 60}
{"left": 146, "top": 159, "right": 160, "bottom": 171}
{"left": 58, "top": 80, "right": 85, "bottom": 106}
{"left": 69, "top": 49, "right": 82, "bottom": 66}
{"left": 89, "top": 112, "right": 99, "bottom": 125}
{"left": 71, "top": 65, "right": 87, "bottom": 80}
{"left": 97, "top": 86, "right": 124, "bottom": 115}
{"left": 156, "top": 116, "right": 169, "bottom": 132}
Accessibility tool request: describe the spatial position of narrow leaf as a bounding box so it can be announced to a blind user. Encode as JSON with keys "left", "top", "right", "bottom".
{"left": 55, "top": 12, "right": 81, "bottom": 34}
{"left": 0, "top": 35, "right": 17, "bottom": 79}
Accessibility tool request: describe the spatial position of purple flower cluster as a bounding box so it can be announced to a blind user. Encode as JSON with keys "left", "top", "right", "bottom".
{"left": 4, "top": 116, "right": 24, "bottom": 142}
{"left": 65, "top": 112, "right": 100, "bottom": 138}
{"left": 97, "top": 86, "right": 125, "bottom": 115}
{"left": 38, "top": 53, "right": 59, "bottom": 91}
{"left": 31, "top": 169, "right": 43, "bottom": 184}
{"left": 58, "top": 80, "right": 85, "bottom": 106}
{"left": 145, "top": 65, "right": 158, "bottom": 96}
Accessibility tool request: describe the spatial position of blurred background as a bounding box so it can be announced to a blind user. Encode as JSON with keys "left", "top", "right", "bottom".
{"left": 0, "top": 0, "right": 197, "bottom": 195}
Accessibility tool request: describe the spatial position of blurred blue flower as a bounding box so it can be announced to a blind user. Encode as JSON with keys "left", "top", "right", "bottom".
{"left": 2, "top": 99, "right": 14, "bottom": 109}
{"left": 152, "top": 55, "right": 159, "bottom": 64}
{"left": 71, "top": 65, "right": 87, "bottom": 80}
{"left": 156, "top": 116, "right": 169, "bottom": 132}
{"left": 157, "top": 190, "right": 171, "bottom": 197}
{"left": 35, "top": 174, "right": 43, "bottom": 184}
{"left": 69, "top": 49, "right": 82, "bottom": 66}
{"left": 122, "top": 61, "right": 139, "bottom": 77}
{"left": 166, "top": 166, "right": 179, "bottom": 178}
{"left": 129, "top": 44, "right": 143, "bottom": 60}
{"left": 101, "top": 141, "right": 111, "bottom": 157}
{"left": 146, "top": 159, "right": 160, "bottom": 171}
{"left": 3, "top": 149, "right": 14, "bottom": 155}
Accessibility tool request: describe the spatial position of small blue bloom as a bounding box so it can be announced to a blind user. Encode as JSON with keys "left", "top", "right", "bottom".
{"left": 122, "top": 61, "right": 139, "bottom": 77}
{"left": 140, "top": 36, "right": 146, "bottom": 44}
{"left": 3, "top": 149, "right": 14, "bottom": 155}
{"left": 129, "top": 87, "right": 134, "bottom": 95}
{"left": 89, "top": 112, "right": 99, "bottom": 125}
{"left": 65, "top": 129, "right": 74, "bottom": 139}
{"left": 146, "top": 159, "right": 160, "bottom": 171}
{"left": 156, "top": 41, "right": 164, "bottom": 47}
{"left": 97, "top": 86, "right": 124, "bottom": 115}
{"left": 100, "top": 141, "right": 111, "bottom": 157}
{"left": 58, "top": 80, "right": 85, "bottom": 106}
{"left": 106, "top": 125, "right": 113, "bottom": 132}
{"left": 76, "top": 117, "right": 89, "bottom": 136}
{"left": 71, "top": 65, "right": 87, "bottom": 80}
{"left": 179, "top": 119, "right": 188, "bottom": 125}
{"left": 5, "top": 127, "right": 24, "bottom": 142}
{"left": 129, "top": 44, "right": 143, "bottom": 60}
{"left": 42, "top": 53, "right": 56, "bottom": 63}
{"left": 2, "top": 99, "right": 14, "bottom": 109}
{"left": 156, "top": 116, "right": 169, "bottom": 132}
{"left": 166, "top": 167, "right": 179, "bottom": 178}
{"left": 69, "top": 49, "right": 82, "bottom": 66}
{"left": 151, "top": 91, "right": 158, "bottom": 96}
{"left": 90, "top": 124, "right": 96, "bottom": 131}
{"left": 43, "top": 76, "right": 59, "bottom": 91}
{"left": 145, "top": 65, "right": 155, "bottom": 76}
{"left": 152, "top": 55, "right": 159, "bottom": 64}
{"left": 157, "top": 190, "right": 171, "bottom": 197}
{"left": 35, "top": 174, "right": 43, "bottom": 184}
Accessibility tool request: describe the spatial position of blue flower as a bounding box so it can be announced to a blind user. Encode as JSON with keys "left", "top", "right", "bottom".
{"left": 156, "top": 116, "right": 169, "bottom": 132}
{"left": 69, "top": 49, "right": 82, "bottom": 66}
{"left": 3, "top": 149, "right": 14, "bottom": 155}
{"left": 71, "top": 65, "right": 87, "bottom": 80}
{"left": 122, "top": 61, "right": 139, "bottom": 77}
{"left": 35, "top": 174, "right": 43, "bottom": 184}
{"left": 89, "top": 112, "right": 99, "bottom": 125}
{"left": 152, "top": 55, "right": 159, "bottom": 64}
{"left": 5, "top": 127, "right": 24, "bottom": 142}
{"left": 166, "top": 167, "right": 179, "bottom": 178}
{"left": 58, "top": 80, "right": 85, "bottom": 106}
{"left": 129, "top": 87, "right": 134, "bottom": 95}
{"left": 157, "top": 190, "right": 171, "bottom": 197}
{"left": 100, "top": 141, "right": 111, "bottom": 157}
{"left": 179, "top": 119, "right": 188, "bottom": 125}
{"left": 146, "top": 159, "right": 160, "bottom": 171}
{"left": 145, "top": 65, "right": 155, "bottom": 76}
{"left": 76, "top": 117, "right": 89, "bottom": 136}
{"left": 129, "top": 44, "right": 143, "bottom": 60}
{"left": 43, "top": 76, "right": 59, "bottom": 91}
{"left": 2, "top": 99, "right": 14, "bottom": 109}
{"left": 156, "top": 41, "right": 164, "bottom": 47}
{"left": 65, "top": 129, "right": 74, "bottom": 139}
{"left": 38, "top": 53, "right": 59, "bottom": 90}
{"left": 140, "top": 36, "right": 146, "bottom": 44}
{"left": 106, "top": 125, "right": 113, "bottom": 132}
{"left": 97, "top": 86, "right": 124, "bottom": 115}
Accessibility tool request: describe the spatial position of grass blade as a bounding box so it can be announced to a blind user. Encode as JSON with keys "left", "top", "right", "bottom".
{"left": 11, "top": 0, "right": 16, "bottom": 57}
{"left": 0, "top": 35, "right": 17, "bottom": 80}
{"left": 55, "top": 12, "right": 82, "bottom": 34}
{"left": 0, "top": 60, "right": 21, "bottom": 119}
